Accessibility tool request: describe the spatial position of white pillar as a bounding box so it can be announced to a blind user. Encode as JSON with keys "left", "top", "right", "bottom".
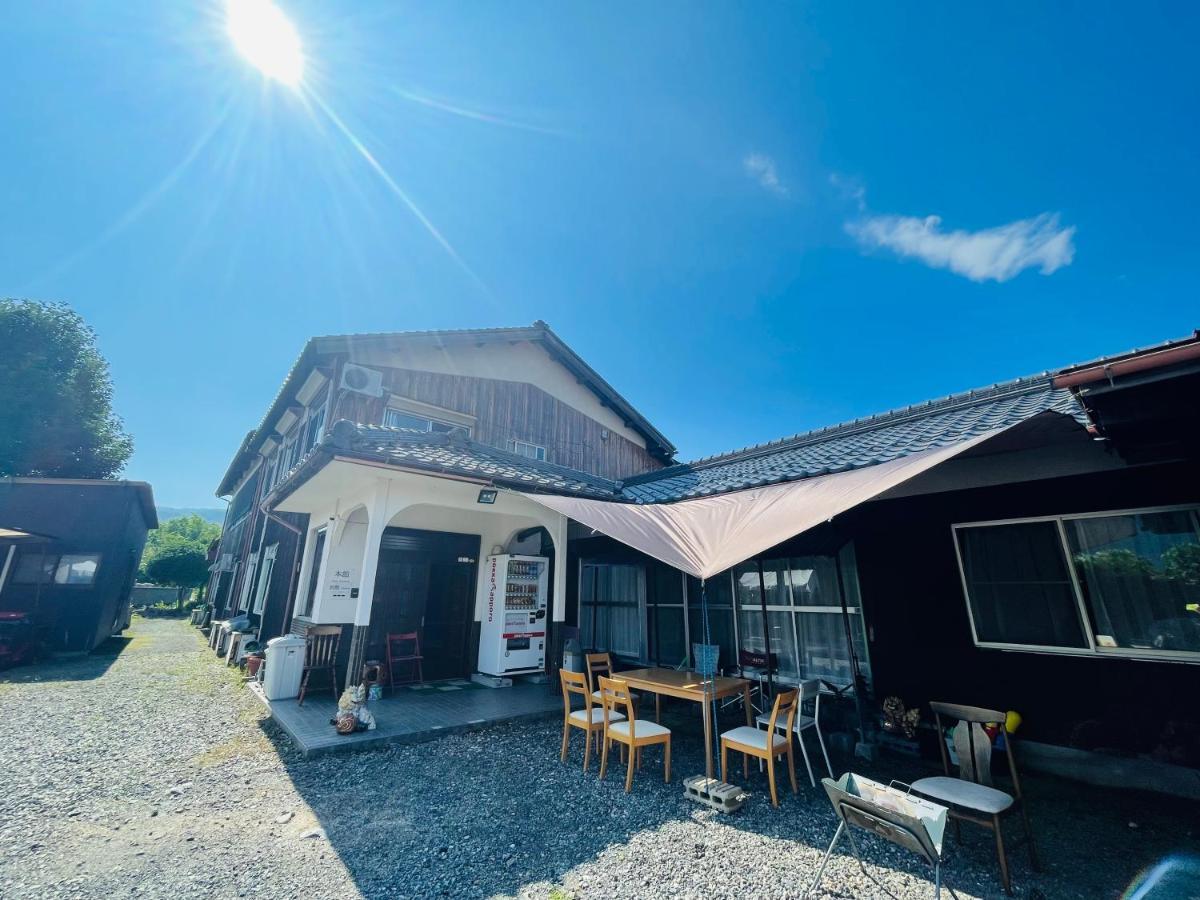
{"left": 353, "top": 482, "right": 390, "bottom": 628}
{"left": 344, "top": 482, "right": 390, "bottom": 686}
{"left": 550, "top": 513, "right": 569, "bottom": 622}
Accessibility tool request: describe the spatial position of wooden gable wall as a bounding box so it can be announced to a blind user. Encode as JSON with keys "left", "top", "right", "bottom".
{"left": 331, "top": 366, "right": 664, "bottom": 481}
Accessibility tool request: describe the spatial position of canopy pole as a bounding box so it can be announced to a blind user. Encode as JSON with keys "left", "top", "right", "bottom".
{"left": 700, "top": 577, "right": 720, "bottom": 775}
{"left": 833, "top": 539, "right": 871, "bottom": 760}
{"left": 755, "top": 559, "right": 774, "bottom": 697}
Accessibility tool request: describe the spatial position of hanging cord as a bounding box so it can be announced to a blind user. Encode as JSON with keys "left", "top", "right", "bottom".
{"left": 700, "top": 577, "right": 721, "bottom": 774}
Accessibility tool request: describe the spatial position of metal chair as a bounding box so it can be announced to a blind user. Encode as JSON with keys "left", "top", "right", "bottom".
{"left": 385, "top": 631, "right": 424, "bottom": 688}
{"left": 757, "top": 678, "right": 833, "bottom": 787}
{"left": 729, "top": 648, "right": 776, "bottom": 715}
{"left": 912, "top": 701, "right": 1039, "bottom": 895}
{"left": 297, "top": 625, "right": 342, "bottom": 706}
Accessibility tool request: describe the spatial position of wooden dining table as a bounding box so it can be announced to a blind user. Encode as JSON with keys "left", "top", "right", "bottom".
{"left": 615, "top": 668, "right": 753, "bottom": 779}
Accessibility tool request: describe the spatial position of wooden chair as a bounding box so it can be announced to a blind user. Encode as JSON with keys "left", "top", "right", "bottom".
{"left": 912, "top": 701, "right": 1039, "bottom": 896}
{"left": 584, "top": 651, "right": 643, "bottom": 718}
{"left": 297, "top": 625, "right": 341, "bottom": 706}
{"left": 597, "top": 676, "right": 671, "bottom": 792}
{"left": 386, "top": 631, "right": 424, "bottom": 688}
{"left": 559, "top": 669, "right": 624, "bottom": 771}
{"left": 721, "top": 688, "right": 799, "bottom": 807}
{"left": 756, "top": 678, "right": 833, "bottom": 787}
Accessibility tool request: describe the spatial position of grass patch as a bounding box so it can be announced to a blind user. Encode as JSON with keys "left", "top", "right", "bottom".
{"left": 192, "top": 729, "right": 274, "bottom": 768}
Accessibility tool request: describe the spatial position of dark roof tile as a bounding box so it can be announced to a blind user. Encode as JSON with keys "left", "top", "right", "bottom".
{"left": 620, "top": 378, "right": 1084, "bottom": 503}
{"left": 336, "top": 424, "right": 621, "bottom": 498}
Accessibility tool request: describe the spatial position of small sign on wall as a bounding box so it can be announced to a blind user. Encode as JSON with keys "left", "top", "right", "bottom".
{"left": 328, "top": 568, "right": 354, "bottom": 601}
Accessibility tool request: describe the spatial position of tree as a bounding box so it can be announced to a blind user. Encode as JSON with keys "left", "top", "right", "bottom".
{"left": 0, "top": 299, "right": 133, "bottom": 478}
{"left": 139, "top": 514, "right": 221, "bottom": 584}
{"left": 143, "top": 544, "right": 211, "bottom": 596}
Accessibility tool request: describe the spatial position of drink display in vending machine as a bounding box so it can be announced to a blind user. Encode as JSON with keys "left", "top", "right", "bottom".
{"left": 476, "top": 554, "right": 549, "bottom": 676}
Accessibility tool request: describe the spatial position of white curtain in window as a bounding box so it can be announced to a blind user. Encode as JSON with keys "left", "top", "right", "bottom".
{"left": 580, "top": 563, "right": 645, "bottom": 658}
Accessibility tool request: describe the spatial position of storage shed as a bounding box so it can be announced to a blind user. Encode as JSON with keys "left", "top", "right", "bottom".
{"left": 0, "top": 478, "right": 157, "bottom": 653}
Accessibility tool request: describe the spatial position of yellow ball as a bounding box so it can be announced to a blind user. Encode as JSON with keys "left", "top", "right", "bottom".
{"left": 1005, "top": 710, "right": 1022, "bottom": 734}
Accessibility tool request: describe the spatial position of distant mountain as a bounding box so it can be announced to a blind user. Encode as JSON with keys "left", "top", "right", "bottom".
{"left": 156, "top": 507, "right": 225, "bottom": 526}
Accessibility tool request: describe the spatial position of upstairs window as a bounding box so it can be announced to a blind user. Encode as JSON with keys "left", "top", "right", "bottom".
{"left": 303, "top": 403, "right": 327, "bottom": 452}
{"left": 383, "top": 408, "right": 458, "bottom": 433}
{"left": 510, "top": 440, "right": 547, "bottom": 461}
{"left": 955, "top": 506, "right": 1200, "bottom": 660}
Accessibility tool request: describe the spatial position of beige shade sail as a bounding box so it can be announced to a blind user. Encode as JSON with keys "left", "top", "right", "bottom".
{"left": 521, "top": 427, "right": 1011, "bottom": 580}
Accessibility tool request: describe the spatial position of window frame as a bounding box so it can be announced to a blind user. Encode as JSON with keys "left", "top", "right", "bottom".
{"left": 251, "top": 543, "right": 278, "bottom": 615}
{"left": 55, "top": 553, "right": 102, "bottom": 586}
{"left": 577, "top": 560, "right": 648, "bottom": 662}
{"left": 12, "top": 551, "right": 60, "bottom": 585}
{"left": 510, "top": 439, "right": 547, "bottom": 462}
{"left": 952, "top": 503, "right": 1200, "bottom": 664}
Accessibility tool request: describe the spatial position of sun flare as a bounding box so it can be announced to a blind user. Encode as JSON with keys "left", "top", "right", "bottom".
{"left": 225, "top": 0, "right": 303, "bottom": 87}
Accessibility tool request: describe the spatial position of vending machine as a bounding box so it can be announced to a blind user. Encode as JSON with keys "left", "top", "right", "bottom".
{"left": 477, "top": 554, "right": 549, "bottom": 677}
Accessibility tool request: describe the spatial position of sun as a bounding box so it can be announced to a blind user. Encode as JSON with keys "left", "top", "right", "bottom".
{"left": 225, "top": 0, "right": 304, "bottom": 87}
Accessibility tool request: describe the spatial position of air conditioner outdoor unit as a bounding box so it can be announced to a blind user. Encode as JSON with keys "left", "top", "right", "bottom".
{"left": 339, "top": 363, "right": 384, "bottom": 397}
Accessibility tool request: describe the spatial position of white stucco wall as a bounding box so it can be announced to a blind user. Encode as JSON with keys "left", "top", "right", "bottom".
{"left": 280, "top": 462, "right": 570, "bottom": 630}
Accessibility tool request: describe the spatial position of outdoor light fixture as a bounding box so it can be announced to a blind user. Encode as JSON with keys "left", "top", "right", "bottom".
{"left": 477, "top": 489, "right": 498, "bottom": 504}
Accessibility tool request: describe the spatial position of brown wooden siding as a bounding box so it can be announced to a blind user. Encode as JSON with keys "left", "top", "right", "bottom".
{"left": 331, "top": 367, "right": 664, "bottom": 480}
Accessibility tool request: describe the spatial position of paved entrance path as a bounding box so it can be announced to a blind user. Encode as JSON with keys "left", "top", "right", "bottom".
{"left": 1, "top": 617, "right": 1194, "bottom": 900}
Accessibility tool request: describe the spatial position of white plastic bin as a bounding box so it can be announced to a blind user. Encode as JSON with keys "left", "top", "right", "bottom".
{"left": 263, "top": 634, "right": 307, "bottom": 701}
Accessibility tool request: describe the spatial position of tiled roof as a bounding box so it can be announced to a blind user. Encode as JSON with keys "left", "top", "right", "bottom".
{"left": 619, "top": 376, "right": 1085, "bottom": 503}
{"left": 333, "top": 424, "right": 621, "bottom": 499}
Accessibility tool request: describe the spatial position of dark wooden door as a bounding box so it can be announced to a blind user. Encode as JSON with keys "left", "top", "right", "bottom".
{"left": 366, "top": 528, "right": 480, "bottom": 680}
{"left": 422, "top": 561, "right": 476, "bottom": 681}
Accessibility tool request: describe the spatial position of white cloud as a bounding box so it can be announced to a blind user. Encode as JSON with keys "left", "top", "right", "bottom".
{"left": 846, "top": 211, "right": 1075, "bottom": 282}
{"left": 743, "top": 153, "right": 787, "bottom": 195}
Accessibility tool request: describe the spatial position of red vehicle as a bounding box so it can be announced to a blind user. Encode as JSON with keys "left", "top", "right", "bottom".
{"left": 0, "top": 611, "right": 38, "bottom": 669}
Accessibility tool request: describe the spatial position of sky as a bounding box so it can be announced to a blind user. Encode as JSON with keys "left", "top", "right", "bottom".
{"left": 2, "top": 2, "right": 1197, "bottom": 508}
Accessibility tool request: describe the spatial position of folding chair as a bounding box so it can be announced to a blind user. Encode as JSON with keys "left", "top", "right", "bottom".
{"left": 386, "top": 631, "right": 424, "bottom": 688}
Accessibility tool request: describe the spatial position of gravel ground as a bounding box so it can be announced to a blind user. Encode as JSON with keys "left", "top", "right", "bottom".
{"left": 0, "top": 617, "right": 1196, "bottom": 900}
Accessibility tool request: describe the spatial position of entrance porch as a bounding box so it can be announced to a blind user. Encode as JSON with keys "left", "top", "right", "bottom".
{"left": 253, "top": 678, "right": 561, "bottom": 756}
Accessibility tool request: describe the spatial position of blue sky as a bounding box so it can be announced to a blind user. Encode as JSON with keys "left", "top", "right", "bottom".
{"left": 3, "top": 2, "right": 1197, "bottom": 507}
